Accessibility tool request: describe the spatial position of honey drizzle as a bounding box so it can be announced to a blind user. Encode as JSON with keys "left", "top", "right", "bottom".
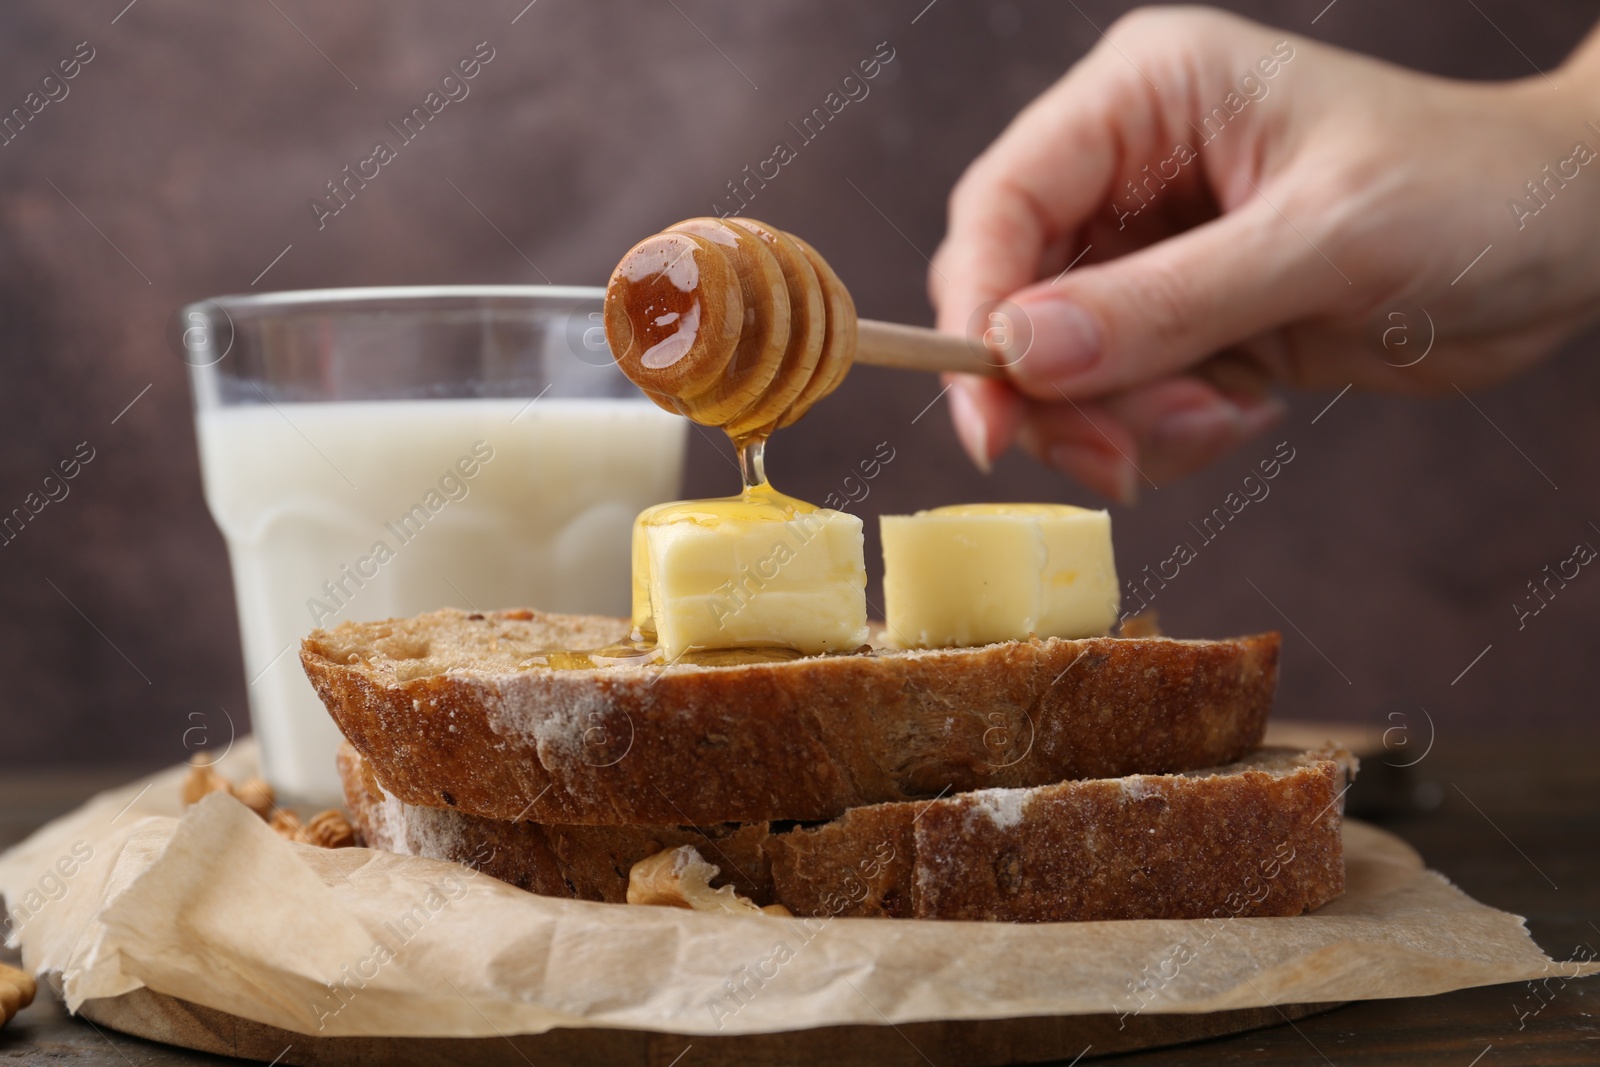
{"left": 518, "top": 643, "right": 805, "bottom": 671}
{"left": 737, "top": 435, "right": 767, "bottom": 492}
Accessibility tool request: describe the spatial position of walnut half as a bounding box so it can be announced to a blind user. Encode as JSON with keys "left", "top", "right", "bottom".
{"left": 266, "top": 809, "right": 357, "bottom": 849}
{"left": 300, "top": 810, "right": 357, "bottom": 849}
{"left": 181, "top": 757, "right": 276, "bottom": 818}
{"left": 179, "top": 759, "right": 356, "bottom": 849}
{"left": 0, "top": 962, "right": 35, "bottom": 1028}
{"left": 626, "top": 846, "right": 790, "bottom": 916}
{"left": 179, "top": 759, "right": 233, "bottom": 807}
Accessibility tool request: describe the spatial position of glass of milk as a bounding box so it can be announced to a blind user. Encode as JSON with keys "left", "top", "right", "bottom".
{"left": 180, "top": 287, "right": 686, "bottom": 804}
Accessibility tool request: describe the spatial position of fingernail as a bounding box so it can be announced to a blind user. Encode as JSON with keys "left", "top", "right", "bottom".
{"left": 1239, "top": 395, "right": 1289, "bottom": 436}
{"left": 1115, "top": 460, "right": 1140, "bottom": 507}
{"left": 1047, "top": 443, "right": 1139, "bottom": 506}
{"left": 1008, "top": 297, "right": 1101, "bottom": 386}
{"left": 1153, "top": 397, "right": 1288, "bottom": 452}
{"left": 1151, "top": 406, "right": 1238, "bottom": 452}
{"left": 949, "top": 384, "right": 992, "bottom": 474}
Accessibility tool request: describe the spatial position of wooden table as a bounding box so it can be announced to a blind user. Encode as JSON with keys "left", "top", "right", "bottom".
{"left": 2, "top": 736, "right": 1596, "bottom": 1066}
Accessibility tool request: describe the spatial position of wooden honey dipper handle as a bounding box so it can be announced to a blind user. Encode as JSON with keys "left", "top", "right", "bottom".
{"left": 854, "top": 319, "right": 1006, "bottom": 378}
{"left": 605, "top": 217, "right": 1005, "bottom": 435}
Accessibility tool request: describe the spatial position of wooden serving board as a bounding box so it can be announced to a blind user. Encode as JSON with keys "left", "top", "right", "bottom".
{"left": 79, "top": 987, "right": 1342, "bottom": 1065}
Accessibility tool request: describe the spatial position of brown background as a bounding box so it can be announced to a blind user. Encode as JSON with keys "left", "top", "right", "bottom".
{"left": 0, "top": 0, "right": 1595, "bottom": 772}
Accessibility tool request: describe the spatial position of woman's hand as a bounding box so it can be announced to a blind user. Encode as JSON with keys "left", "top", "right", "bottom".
{"left": 931, "top": 6, "right": 1600, "bottom": 501}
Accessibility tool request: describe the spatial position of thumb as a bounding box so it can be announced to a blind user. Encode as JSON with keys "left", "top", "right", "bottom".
{"left": 997, "top": 194, "right": 1349, "bottom": 400}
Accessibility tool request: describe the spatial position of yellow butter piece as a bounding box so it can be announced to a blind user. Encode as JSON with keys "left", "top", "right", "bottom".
{"left": 880, "top": 503, "right": 1119, "bottom": 648}
{"left": 633, "top": 484, "right": 868, "bottom": 660}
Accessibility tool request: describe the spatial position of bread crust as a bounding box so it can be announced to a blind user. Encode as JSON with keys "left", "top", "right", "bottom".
{"left": 337, "top": 745, "right": 775, "bottom": 902}
{"left": 304, "top": 609, "right": 1280, "bottom": 826}
{"left": 340, "top": 743, "right": 1349, "bottom": 923}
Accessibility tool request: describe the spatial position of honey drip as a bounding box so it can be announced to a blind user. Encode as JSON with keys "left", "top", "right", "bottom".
{"left": 737, "top": 436, "right": 767, "bottom": 492}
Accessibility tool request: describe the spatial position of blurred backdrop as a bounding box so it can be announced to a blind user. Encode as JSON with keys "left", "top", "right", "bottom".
{"left": 1, "top": 0, "right": 1596, "bottom": 772}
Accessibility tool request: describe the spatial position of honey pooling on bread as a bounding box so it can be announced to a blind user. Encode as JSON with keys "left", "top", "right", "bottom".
{"left": 603, "top": 217, "right": 856, "bottom": 441}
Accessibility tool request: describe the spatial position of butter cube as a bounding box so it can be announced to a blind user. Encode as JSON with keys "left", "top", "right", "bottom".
{"left": 880, "top": 504, "right": 1119, "bottom": 648}
{"left": 636, "top": 492, "right": 869, "bottom": 659}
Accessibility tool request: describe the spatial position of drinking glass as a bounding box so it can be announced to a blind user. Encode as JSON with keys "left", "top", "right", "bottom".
{"left": 180, "top": 286, "right": 685, "bottom": 803}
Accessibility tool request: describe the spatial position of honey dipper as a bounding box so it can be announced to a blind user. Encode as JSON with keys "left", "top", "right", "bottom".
{"left": 603, "top": 217, "right": 1005, "bottom": 439}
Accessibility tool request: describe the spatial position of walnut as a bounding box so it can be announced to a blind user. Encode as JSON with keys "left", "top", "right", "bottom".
{"left": 180, "top": 758, "right": 232, "bottom": 807}
{"left": 267, "top": 808, "right": 357, "bottom": 849}
{"left": 269, "top": 809, "right": 305, "bottom": 841}
{"left": 301, "top": 810, "right": 357, "bottom": 849}
{"left": 0, "top": 962, "right": 35, "bottom": 1028}
{"left": 181, "top": 761, "right": 354, "bottom": 849}
{"left": 233, "top": 778, "right": 276, "bottom": 820}
{"left": 626, "top": 846, "right": 789, "bottom": 916}
{"left": 1119, "top": 610, "right": 1163, "bottom": 638}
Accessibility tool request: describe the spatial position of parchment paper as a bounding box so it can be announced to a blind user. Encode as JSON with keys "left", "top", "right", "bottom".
{"left": 2, "top": 741, "right": 1594, "bottom": 1040}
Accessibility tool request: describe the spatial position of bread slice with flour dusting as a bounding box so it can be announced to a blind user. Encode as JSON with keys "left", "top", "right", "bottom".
{"left": 302, "top": 608, "right": 1281, "bottom": 826}
{"left": 340, "top": 743, "right": 1352, "bottom": 922}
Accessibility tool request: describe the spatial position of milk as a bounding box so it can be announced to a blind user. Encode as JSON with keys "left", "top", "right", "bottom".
{"left": 197, "top": 397, "right": 685, "bottom": 802}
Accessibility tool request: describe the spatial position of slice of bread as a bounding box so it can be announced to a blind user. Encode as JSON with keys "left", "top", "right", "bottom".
{"left": 303, "top": 609, "right": 1281, "bottom": 826}
{"left": 340, "top": 743, "right": 1351, "bottom": 923}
